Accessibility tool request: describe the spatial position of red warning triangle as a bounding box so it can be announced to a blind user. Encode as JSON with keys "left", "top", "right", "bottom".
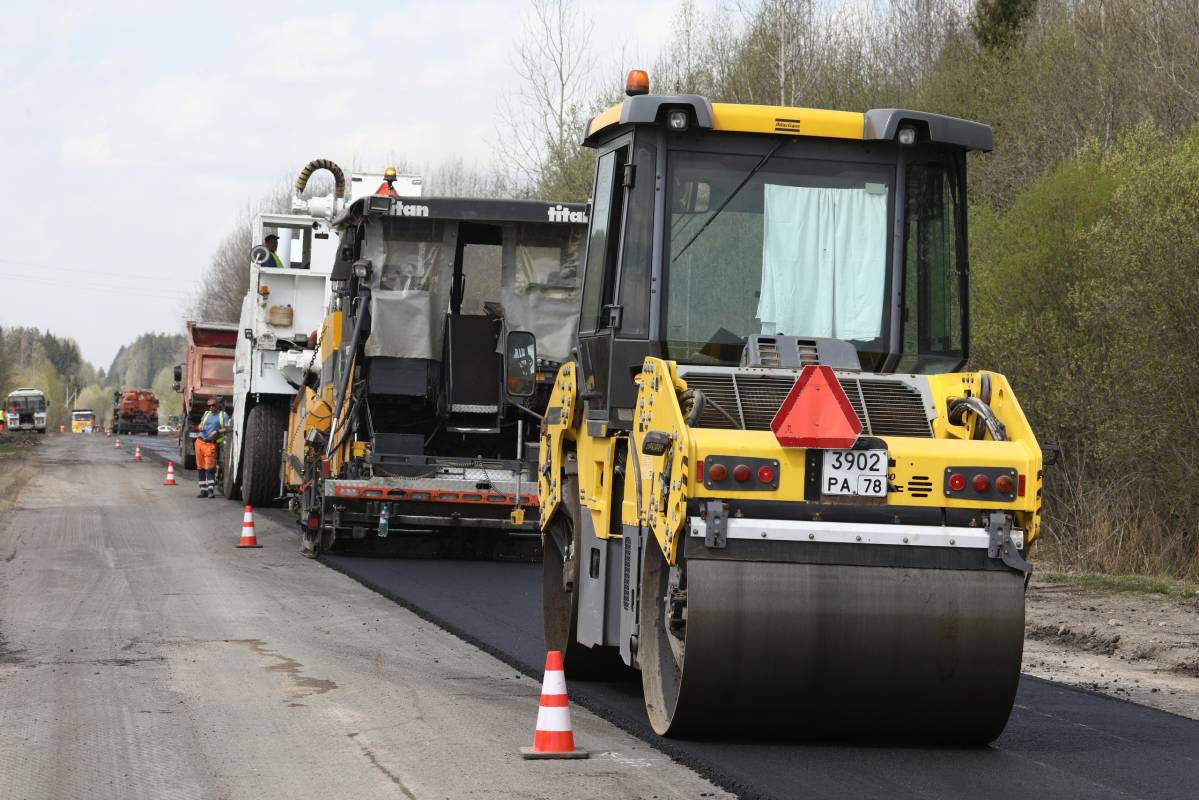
{"left": 770, "top": 365, "right": 862, "bottom": 448}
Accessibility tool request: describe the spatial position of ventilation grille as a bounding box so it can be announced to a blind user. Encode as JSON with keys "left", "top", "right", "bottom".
{"left": 755, "top": 339, "right": 779, "bottom": 367}
{"left": 907, "top": 476, "right": 934, "bottom": 497}
{"left": 682, "top": 372, "right": 933, "bottom": 438}
{"left": 745, "top": 337, "right": 820, "bottom": 368}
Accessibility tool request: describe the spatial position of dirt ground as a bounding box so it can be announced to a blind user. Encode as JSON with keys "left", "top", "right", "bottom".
{"left": 1024, "top": 579, "right": 1199, "bottom": 719}
{"left": 0, "top": 441, "right": 36, "bottom": 515}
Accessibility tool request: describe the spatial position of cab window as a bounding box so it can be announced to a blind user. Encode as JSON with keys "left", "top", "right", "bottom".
{"left": 898, "top": 160, "right": 965, "bottom": 373}
{"left": 579, "top": 147, "right": 627, "bottom": 333}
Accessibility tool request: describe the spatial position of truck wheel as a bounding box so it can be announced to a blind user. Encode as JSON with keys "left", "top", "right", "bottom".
{"left": 222, "top": 436, "right": 241, "bottom": 500}
{"left": 241, "top": 403, "right": 287, "bottom": 507}
{"left": 179, "top": 432, "right": 196, "bottom": 470}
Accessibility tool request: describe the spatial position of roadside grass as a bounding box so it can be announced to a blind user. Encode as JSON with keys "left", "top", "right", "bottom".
{"left": 0, "top": 433, "right": 42, "bottom": 455}
{"left": 1037, "top": 571, "right": 1199, "bottom": 600}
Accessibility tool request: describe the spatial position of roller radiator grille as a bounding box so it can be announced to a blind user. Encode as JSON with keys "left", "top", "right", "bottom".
{"left": 681, "top": 372, "right": 932, "bottom": 438}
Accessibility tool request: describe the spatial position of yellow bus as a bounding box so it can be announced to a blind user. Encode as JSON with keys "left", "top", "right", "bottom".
{"left": 71, "top": 409, "right": 96, "bottom": 433}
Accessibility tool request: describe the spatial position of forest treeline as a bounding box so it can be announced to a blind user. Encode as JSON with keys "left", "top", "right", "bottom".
{"left": 534, "top": 0, "right": 1199, "bottom": 576}
{"left": 0, "top": 327, "right": 184, "bottom": 429}
{"left": 188, "top": 0, "right": 1199, "bottom": 575}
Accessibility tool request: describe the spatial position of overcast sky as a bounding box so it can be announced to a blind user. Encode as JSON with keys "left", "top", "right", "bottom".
{"left": 0, "top": 0, "right": 681, "bottom": 371}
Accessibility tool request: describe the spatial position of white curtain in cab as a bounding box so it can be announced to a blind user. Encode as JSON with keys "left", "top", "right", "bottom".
{"left": 756, "top": 184, "right": 887, "bottom": 341}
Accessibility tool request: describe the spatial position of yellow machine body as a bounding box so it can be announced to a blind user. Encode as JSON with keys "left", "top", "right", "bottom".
{"left": 284, "top": 311, "right": 349, "bottom": 489}
{"left": 540, "top": 359, "right": 1042, "bottom": 564}
{"left": 542, "top": 83, "right": 1038, "bottom": 741}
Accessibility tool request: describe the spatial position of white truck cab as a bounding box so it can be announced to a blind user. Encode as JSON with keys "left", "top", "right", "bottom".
{"left": 224, "top": 161, "right": 422, "bottom": 505}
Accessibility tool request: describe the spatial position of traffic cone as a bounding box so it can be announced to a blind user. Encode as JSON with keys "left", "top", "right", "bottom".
{"left": 520, "top": 650, "right": 589, "bottom": 759}
{"left": 133, "top": 445, "right": 142, "bottom": 462}
{"left": 238, "top": 506, "right": 263, "bottom": 548}
{"left": 164, "top": 461, "right": 177, "bottom": 486}
{"left": 115, "top": 438, "right": 121, "bottom": 449}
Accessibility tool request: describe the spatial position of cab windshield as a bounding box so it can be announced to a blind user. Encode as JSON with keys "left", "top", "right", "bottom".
{"left": 665, "top": 149, "right": 893, "bottom": 368}
{"left": 7, "top": 395, "right": 46, "bottom": 412}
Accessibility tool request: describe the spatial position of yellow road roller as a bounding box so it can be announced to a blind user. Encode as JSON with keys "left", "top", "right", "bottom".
{"left": 535, "top": 71, "right": 1043, "bottom": 742}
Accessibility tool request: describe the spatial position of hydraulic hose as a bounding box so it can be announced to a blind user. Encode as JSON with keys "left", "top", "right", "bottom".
{"left": 948, "top": 396, "right": 1008, "bottom": 442}
{"left": 295, "top": 159, "right": 346, "bottom": 199}
{"left": 324, "top": 289, "right": 370, "bottom": 459}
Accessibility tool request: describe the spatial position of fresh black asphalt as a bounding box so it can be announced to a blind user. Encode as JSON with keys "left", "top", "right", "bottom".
{"left": 130, "top": 437, "right": 1198, "bottom": 800}
{"left": 318, "top": 554, "right": 1199, "bottom": 800}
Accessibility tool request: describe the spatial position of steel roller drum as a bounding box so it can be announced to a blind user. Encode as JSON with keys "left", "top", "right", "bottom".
{"left": 642, "top": 543, "right": 1026, "bottom": 742}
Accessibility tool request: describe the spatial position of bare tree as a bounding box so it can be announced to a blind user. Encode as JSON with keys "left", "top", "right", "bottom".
{"left": 495, "top": 0, "right": 594, "bottom": 193}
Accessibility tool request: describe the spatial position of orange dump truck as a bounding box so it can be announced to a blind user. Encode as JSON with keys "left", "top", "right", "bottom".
{"left": 174, "top": 321, "right": 238, "bottom": 469}
{"left": 112, "top": 390, "right": 160, "bottom": 436}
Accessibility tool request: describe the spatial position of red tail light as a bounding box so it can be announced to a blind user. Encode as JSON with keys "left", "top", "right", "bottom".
{"left": 948, "top": 473, "right": 966, "bottom": 492}
{"left": 757, "top": 466, "right": 776, "bottom": 484}
{"left": 972, "top": 474, "right": 991, "bottom": 493}
{"left": 1017, "top": 474, "right": 1026, "bottom": 497}
{"left": 708, "top": 462, "right": 728, "bottom": 482}
{"left": 307, "top": 515, "right": 320, "bottom": 529}
{"left": 732, "top": 464, "right": 752, "bottom": 482}
{"left": 995, "top": 475, "right": 1014, "bottom": 495}
{"left": 320, "top": 456, "right": 331, "bottom": 478}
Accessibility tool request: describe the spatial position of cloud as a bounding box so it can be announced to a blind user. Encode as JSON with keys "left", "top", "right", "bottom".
{"left": 60, "top": 132, "right": 123, "bottom": 168}
{"left": 3, "top": 0, "right": 689, "bottom": 370}
{"left": 245, "top": 13, "right": 373, "bottom": 84}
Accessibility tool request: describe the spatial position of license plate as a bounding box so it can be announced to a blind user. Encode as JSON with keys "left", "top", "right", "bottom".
{"left": 822, "top": 449, "right": 888, "bottom": 497}
{"left": 188, "top": 432, "right": 199, "bottom": 439}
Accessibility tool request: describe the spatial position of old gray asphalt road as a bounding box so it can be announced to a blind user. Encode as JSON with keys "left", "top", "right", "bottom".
{"left": 0, "top": 434, "right": 730, "bottom": 800}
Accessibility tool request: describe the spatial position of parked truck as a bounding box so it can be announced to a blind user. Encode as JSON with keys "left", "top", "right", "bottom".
{"left": 111, "top": 390, "right": 159, "bottom": 435}
{"left": 286, "top": 192, "right": 588, "bottom": 556}
{"left": 173, "top": 321, "right": 238, "bottom": 469}
{"left": 224, "top": 160, "right": 423, "bottom": 506}
{"left": 70, "top": 409, "right": 96, "bottom": 433}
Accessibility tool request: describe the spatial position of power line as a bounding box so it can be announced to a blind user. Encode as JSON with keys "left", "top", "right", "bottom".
{"left": 0, "top": 256, "right": 165, "bottom": 282}
{"left": 0, "top": 271, "right": 187, "bottom": 302}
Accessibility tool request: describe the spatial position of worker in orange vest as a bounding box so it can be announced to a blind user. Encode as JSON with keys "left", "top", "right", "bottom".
{"left": 195, "top": 397, "right": 228, "bottom": 497}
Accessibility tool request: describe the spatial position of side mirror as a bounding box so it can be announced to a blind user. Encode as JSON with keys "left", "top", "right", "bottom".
{"left": 504, "top": 330, "right": 537, "bottom": 399}
{"left": 173, "top": 365, "right": 183, "bottom": 383}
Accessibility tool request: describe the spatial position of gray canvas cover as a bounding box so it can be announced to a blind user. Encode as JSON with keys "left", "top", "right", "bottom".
{"left": 500, "top": 223, "right": 584, "bottom": 363}
{"left": 363, "top": 219, "right": 455, "bottom": 360}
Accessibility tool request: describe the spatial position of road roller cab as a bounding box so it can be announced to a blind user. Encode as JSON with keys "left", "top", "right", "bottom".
{"left": 537, "top": 72, "right": 1044, "bottom": 742}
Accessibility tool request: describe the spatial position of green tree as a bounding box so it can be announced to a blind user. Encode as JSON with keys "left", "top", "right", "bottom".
{"left": 152, "top": 365, "right": 182, "bottom": 422}
{"left": 971, "top": 0, "right": 1036, "bottom": 53}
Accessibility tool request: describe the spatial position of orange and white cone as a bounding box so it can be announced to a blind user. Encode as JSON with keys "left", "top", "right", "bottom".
{"left": 521, "top": 650, "right": 589, "bottom": 759}
{"left": 237, "top": 505, "right": 263, "bottom": 548}
{"left": 114, "top": 438, "right": 121, "bottom": 449}
{"left": 133, "top": 445, "right": 142, "bottom": 462}
{"left": 164, "top": 461, "right": 177, "bottom": 486}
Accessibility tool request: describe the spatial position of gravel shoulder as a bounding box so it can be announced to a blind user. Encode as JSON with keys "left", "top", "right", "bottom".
{"left": 1023, "top": 578, "right": 1199, "bottom": 719}
{"left": 0, "top": 437, "right": 37, "bottom": 515}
